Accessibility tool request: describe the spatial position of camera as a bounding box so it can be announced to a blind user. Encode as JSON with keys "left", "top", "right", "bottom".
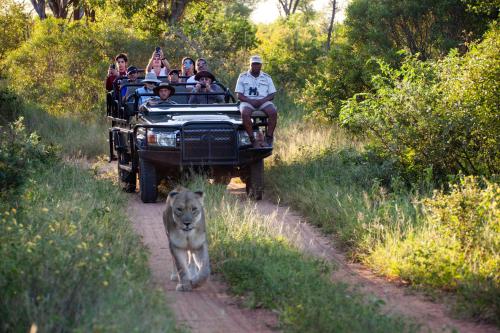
{"left": 200, "top": 83, "right": 206, "bottom": 89}
{"left": 109, "top": 63, "right": 116, "bottom": 70}
{"left": 155, "top": 46, "right": 161, "bottom": 53}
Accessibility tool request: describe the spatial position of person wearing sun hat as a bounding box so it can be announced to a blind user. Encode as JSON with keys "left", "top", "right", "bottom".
{"left": 235, "top": 55, "right": 277, "bottom": 148}
{"left": 188, "top": 71, "right": 224, "bottom": 104}
{"left": 136, "top": 72, "right": 161, "bottom": 105}
{"left": 140, "top": 82, "right": 177, "bottom": 111}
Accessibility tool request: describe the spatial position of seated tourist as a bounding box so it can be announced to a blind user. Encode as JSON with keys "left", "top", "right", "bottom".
{"left": 168, "top": 69, "right": 181, "bottom": 83}
{"left": 121, "top": 66, "right": 140, "bottom": 101}
{"left": 188, "top": 71, "right": 224, "bottom": 104}
{"left": 135, "top": 72, "right": 160, "bottom": 105}
{"left": 186, "top": 58, "right": 209, "bottom": 84}
{"left": 140, "top": 83, "right": 176, "bottom": 111}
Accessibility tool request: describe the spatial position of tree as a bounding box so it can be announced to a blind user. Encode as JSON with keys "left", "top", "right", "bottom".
{"left": 345, "top": 0, "right": 492, "bottom": 61}
{"left": 325, "top": 0, "right": 337, "bottom": 51}
{"left": 0, "top": 1, "right": 32, "bottom": 61}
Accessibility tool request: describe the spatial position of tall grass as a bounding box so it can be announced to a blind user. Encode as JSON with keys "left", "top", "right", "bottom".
{"left": 184, "top": 178, "right": 415, "bottom": 332}
{"left": 267, "top": 99, "right": 499, "bottom": 323}
{"left": 0, "top": 161, "right": 182, "bottom": 332}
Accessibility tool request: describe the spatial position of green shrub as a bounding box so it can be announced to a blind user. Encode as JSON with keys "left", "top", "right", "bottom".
{"left": 0, "top": 162, "right": 180, "bottom": 332}
{"left": 0, "top": 117, "right": 54, "bottom": 196}
{"left": 340, "top": 23, "right": 500, "bottom": 181}
{"left": 369, "top": 176, "right": 499, "bottom": 323}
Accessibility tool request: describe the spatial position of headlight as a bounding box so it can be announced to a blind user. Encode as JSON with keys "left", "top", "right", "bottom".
{"left": 147, "top": 129, "right": 178, "bottom": 147}
{"left": 238, "top": 130, "right": 262, "bottom": 147}
{"left": 238, "top": 130, "right": 251, "bottom": 146}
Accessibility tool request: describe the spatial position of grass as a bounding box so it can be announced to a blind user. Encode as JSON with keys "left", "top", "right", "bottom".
{"left": 266, "top": 98, "right": 500, "bottom": 324}
{"left": 183, "top": 177, "right": 416, "bottom": 332}
{"left": 0, "top": 160, "right": 182, "bottom": 332}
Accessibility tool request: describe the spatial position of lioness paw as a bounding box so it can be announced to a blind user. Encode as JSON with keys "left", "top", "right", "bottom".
{"left": 176, "top": 283, "right": 193, "bottom": 292}
{"left": 170, "top": 272, "right": 179, "bottom": 281}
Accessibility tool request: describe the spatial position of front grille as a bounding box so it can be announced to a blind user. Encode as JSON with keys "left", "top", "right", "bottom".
{"left": 181, "top": 123, "right": 237, "bottom": 163}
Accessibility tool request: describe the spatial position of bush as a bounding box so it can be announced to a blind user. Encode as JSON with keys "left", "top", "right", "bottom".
{"left": 0, "top": 117, "right": 54, "bottom": 196}
{"left": 340, "top": 23, "right": 500, "bottom": 181}
{"left": 3, "top": 16, "right": 156, "bottom": 122}
{"left": 0, "top": 162, "right": 180, "bottom": 332}
{"left": 369, "top": 176, "right": 499, "bottom": 323}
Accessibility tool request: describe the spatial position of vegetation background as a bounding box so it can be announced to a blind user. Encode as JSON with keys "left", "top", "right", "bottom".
{"left": 0, "top": 0, "right": 498, "bottom": 331}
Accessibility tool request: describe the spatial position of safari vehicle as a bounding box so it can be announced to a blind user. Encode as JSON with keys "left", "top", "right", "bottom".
{"left": 106, "top": 76, "right": 272, "bottom": 203}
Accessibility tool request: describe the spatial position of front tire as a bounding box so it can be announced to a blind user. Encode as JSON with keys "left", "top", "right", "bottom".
{"left": 139, "top": 158, "right": 157, "bottom": 203}
{"left": 246, "top": 159, "right": 263, "bottom": 200}
{"left": 117, "top": 152, "right": 136, "bottom": 193}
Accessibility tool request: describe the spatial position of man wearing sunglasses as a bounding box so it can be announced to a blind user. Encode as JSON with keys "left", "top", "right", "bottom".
{"left": 235, "top": 55, "right": 277, "bottom": 148}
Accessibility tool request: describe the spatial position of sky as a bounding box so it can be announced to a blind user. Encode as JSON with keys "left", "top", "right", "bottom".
{"left": 250, "top": 0, "right": 348, "bottom": 24}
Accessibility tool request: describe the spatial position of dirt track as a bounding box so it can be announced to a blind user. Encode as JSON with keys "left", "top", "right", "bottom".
{"left": 126, "top": 177, "right": 498, "bottom": 333}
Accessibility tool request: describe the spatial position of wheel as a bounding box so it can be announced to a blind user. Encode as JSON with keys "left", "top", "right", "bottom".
{"left": 213, "top": 169, "right": 232, "bottom": 185}
{"left": 139, "top": 158, "right": 157, "bottom": 203}
{"left": 117, "top": 151, "right": 136, "bottom": 193}
{"left": 246, "top": 160, "right": 263, "bottom": 200}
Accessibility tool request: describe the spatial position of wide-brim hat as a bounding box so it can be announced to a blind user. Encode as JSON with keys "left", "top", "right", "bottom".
{"left": 194, "top": 70, "right": 216, "bottom": 82}
{"left": 153, "top": 82, "right": 175, "bottom": 95}
{"left": 142, "top": 71, "right": 161, "bottom": 84}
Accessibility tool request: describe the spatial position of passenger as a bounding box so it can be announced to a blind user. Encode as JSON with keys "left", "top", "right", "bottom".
{"left": 180, "top": 57, "right": 196, "bottom": 82}
{"left": 105, "top": 63, "right": 118, "bottom": 91}
{"left": 235, "top": 55, "right": 277, "bottom": 148}
{"left": 186, "top": 58, "right": 209, "bottom": 84}
{"left": 105, "top": 53, "right": 128, "bottom": 90}
{"left": 136, "top": 72, "right": 161, "bottom": 105}
{"left": 146, "top": 47, "right": 170, "bottom": 77}
{"left": 168, "top": 69, "right": 181, "bottom": 83}
{"left": 121, "top": 66, "right": 140, "bottom": 101}
{"left": 188, "top": 71, "right": 224, "bottom": 104}
{"left": 140, "top": 83, "right": 176, "bottom": 112}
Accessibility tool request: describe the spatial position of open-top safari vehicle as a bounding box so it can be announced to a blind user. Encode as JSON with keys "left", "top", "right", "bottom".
{"left": 106, "top": 75, "right": 273, "bottom": 203}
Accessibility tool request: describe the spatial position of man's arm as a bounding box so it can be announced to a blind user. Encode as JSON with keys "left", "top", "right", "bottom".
{"left": 237, "top": 93, "right": 258, "bottom": 107}
{"left": 254, "top": 93, "right": 275, "bottom": 107}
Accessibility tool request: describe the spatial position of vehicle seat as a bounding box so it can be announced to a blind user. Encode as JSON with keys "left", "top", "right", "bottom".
{"left": 251, "top": 110, "right": 268, "bottom": 118}
{"left": 170, "top": 86, "right": 190, "bottom": 104}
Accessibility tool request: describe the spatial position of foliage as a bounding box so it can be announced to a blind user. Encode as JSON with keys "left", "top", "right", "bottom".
{"left": 0, "top": 117, "right": 55, "bottom": 197}
{"left": 255, "top": 13, "right": 325, "bottom": 91}
{"left": 462, "top": 0, "right": 500, "bottom": 15}
{"left": 0, "top": 162, "right": 181, "bottom": 332}
{"left": 299, "top": 42, "right": 373, "bottom": 120}
{"left": 369, "top": 176, "right": 499, "bottom": 323}
{"left": 186, "top": 179, "right": 414, "bottom": 332}
{"left": 345, "top": 0, "right": 492, "bottom": 61}
{"left": 3, "top": 16, "right": 156, "bottom": 122}
{"left": 340, "top": 24, "right": 500, "bottom": 181}
{"left": 0, "top": 1, "right": 32, "bottom": 62}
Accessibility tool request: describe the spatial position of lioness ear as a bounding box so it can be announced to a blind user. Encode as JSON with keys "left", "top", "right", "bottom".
{"left": 194, "top": 190, "right": 204, "bottom": 205}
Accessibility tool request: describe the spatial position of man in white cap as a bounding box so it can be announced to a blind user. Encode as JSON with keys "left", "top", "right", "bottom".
{"left": 235, "top": 55, "right": 277, "bottom": 147}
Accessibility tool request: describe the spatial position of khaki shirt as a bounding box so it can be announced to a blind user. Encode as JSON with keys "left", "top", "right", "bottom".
{"left": 235, "top": 71, "right": 276, "bottom": 100}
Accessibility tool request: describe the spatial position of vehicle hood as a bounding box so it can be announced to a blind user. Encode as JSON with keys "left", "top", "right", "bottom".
{"left": 140, "top": 106, "right": 242, "bottom": 126}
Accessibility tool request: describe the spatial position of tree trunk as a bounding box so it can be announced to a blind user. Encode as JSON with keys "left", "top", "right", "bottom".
{"left": 48, "top": 0, "right": 70, "bottom": 19}
{"left": 31, "top": 0, "right": 47, "bottom": 19}
{"left": 278, "top": 0, "right": 301, "bottom": 17}
{"left": 326, "top": 0, "right": 337, "bottom": 51}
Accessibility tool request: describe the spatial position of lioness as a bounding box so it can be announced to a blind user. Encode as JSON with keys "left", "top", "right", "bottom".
{"left": 163, "top": 188, "right": 210, "bottom": 291}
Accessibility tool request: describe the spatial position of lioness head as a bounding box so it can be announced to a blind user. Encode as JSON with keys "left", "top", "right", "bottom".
{"left": 167, "top": 189, "right": 204, "bottom": 232}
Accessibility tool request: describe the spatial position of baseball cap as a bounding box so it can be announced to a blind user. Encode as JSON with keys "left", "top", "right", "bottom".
{"left": 249, "top": 55, "right": 263, "bottom": 64}
{"left": 127, "top": 66, "right": 138, "bottom": 75}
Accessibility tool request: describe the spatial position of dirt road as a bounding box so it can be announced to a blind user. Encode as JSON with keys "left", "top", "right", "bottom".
{"left": 127, "top": 193, "right": 279, "bottom": 333}
{"left": 126, "top": 176, "right": 498, "bottom": 333}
